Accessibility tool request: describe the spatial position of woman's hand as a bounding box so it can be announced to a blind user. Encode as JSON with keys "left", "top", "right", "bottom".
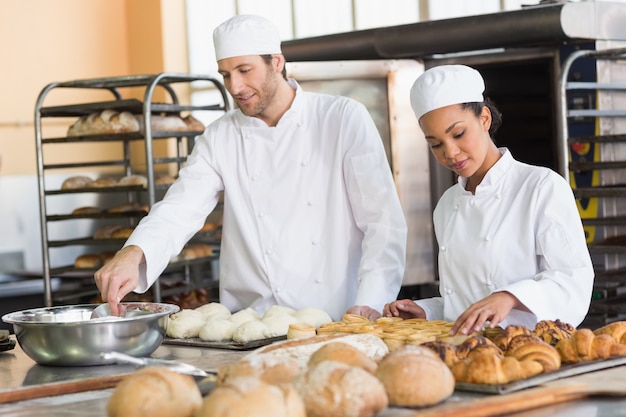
{"left": 383, "top": 299, "right": 426, "bottom": 319}
{"left": 451, "top": 291, "right": 520, "bottom": 336}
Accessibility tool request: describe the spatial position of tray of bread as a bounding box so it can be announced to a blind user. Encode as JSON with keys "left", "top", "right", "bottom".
{"left": 161, "top": 303, "right": 334, "bottom": 351}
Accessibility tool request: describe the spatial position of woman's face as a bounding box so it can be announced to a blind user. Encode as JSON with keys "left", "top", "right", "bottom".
{"left": 419, "top": 104, "right": 494, "bottom": 180}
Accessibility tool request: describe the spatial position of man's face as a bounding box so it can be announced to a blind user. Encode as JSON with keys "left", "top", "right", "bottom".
{"left": 217, "top": 55, "right": 280, "bottom": 120}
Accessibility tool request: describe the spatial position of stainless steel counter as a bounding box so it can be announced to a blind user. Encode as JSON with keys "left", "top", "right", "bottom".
{"left": 2, "top": 336, "right": 626, "bottom": 417}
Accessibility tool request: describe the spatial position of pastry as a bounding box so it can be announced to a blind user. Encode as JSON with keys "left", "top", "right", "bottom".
{"left": 555, "top": 328, "right": 626, "bottom": 363}
{"left": 532, "top": 319, "right": 576, "bottom": 346}
{"left": 107, "top": 366, "right": 202, "bottom": 417}
{"left": 593, "top": 321, "right": 626, "bottom": 344}
{"left": 287, "top": 323, "right": 317, "bottom": 340}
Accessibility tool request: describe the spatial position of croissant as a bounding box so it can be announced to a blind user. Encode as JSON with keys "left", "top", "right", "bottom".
{"left": 486, "top": 325, "right": 532, "bottom": 351}
{"left": 555, "top": 328, "right": 626, "bottom": 363}
{"left": 593, "top": 321, "right": 626, "bottom": 344}
{"left": 456, "top": 335, "right": 500, "bottom": 359}
{"left": 451, "top": 351, "right": 543, "bottom": 385}
{"left": 532, "top": 319, "right": 576, "bottom": 346}
{"left": 505, "top": 334, "right": 561, "bottom": 372}
{"left": 421, "top": 340, "right": 461, "bottom": 367}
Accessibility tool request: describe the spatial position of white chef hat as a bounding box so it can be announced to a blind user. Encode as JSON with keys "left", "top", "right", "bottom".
{"left": 213, "top": 14, "right": 282, "bottom": 61}
{"left": 409, "top": 65, "right": 485, "bottom": 121}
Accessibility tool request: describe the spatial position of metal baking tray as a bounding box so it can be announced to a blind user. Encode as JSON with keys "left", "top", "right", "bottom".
{"left": 162, "top": 335, "right": 287, "bottom": 351}
{"left": 455, "top": 356, "right": 626, "bottom": 394}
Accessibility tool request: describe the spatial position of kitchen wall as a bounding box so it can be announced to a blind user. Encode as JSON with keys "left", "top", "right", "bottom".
{"left": 0, "top": 0, "right": 189, "bottom": 272}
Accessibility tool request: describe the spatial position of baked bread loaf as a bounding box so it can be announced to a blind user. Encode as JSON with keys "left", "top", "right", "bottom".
{"left": 532, "top": 319, "right": 576, "bottom": 346}
{"left": 136, "top": 114, "right": 187, "bottom": 133}
{"left": 111, "top": 227, "right": 134, "bottom": 239}
{"left": 376, "top": 345, "right": 454, "bottom": 407}
{"left": 74, "top": 254, "right": 103, "bottom": 269}
{"left": 294, "top": 360, "right": 388, "bottom": 417}
{"left": 107, "top": 366, "right": 202, "bottom": 417}
{"left": 91, "top": 177, "right": 117, "bottom": 188}
{"left": 68, "top": 110, "right": 139, "bottom": 137}
{"left": 107, "top": 202, "right": 149, "bottom": 214}
{"left": 183, "top": 115, "right": 205, "bottom": 131}
{"left": 307, "top": 341, "right": 378, "bottom": 374}
{"left": 555, "top": 328, "right": 626, "bottom": 363}
{"left": 71, "top": 206, "right": 103, "bottom": 215}
{"left": 198, "top": 376, "right": 305, "bottom": 417}
{"left": 117, "top": 174, "right": 148, "bottom": 188}
{"left": 61, "top": 175, "right": 94, "bottom": 190}
{"left": 217, "top": 354, "right": 302, "bottom": 386}
{"left": 93, "top": 224, "right": 123, "bottom": 239}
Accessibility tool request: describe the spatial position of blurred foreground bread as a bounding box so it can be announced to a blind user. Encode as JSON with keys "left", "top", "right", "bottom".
{"left": 376, "top": 345, "right": 454, "bottom": 407}
{"left": 107, "top": 366, "right": 202, "bottom": 417}
{"left": 294, "top": 360, "right": 388, "bottom": 417}
{"left": 198, "top": 376, "right": 305, "bottom": 417}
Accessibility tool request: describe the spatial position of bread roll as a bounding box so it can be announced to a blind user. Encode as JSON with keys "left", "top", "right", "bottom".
{"left": 74, "top": 254, "right": 103, "bottom": 269}
{"left": 91, "top": 177, "right": 117, "bottom": 188}
{"left": 295, "top": 360, "right": 387, "bottom": 417}
{"left": 71, "top": 206, "right": 103, "bottom": 215}
{"left": 68, "top": 110, "right": 139, "bottom": 137}
{"left": 217, "top": 355, "right": 301, "bottom": 386}
{"left": 198, "top": 376, "right": 305, "bottom": 417}
{"left": 93, "top": 224, "right": 123, "bottom": 239}
{"left": 61, "top": 175, "right": 94, "bottom": 190}
{"left": 375, "top": 345, "right": 454, "bottom": 407}
{"left": 107, "top": 202, "right": 149, "bottom": 214}
{"left": 111, "top": 227, "right": 134, "bottom": 239}
{"left": 107, "top": 366, "right": 202, "bottom": 417}
{"left": 307, "top": 341, "right": 378, "bottom": 374}
{"left": 117, "top": 174, "right": 148, "bottom": 188}
{"left": 183, "top": 115, "right": 205, "bottom": 131}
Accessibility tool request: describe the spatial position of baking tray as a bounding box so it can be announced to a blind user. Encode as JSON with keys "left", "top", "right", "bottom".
{"left": 455, "top": 356, "right": 626, "bottom": 394}
{"left": 162, "top": 335, "right": 287, "bottom": 350}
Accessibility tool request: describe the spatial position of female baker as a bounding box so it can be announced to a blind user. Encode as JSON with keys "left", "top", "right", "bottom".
{"left": 383, "top": 65, "right": 594, "bottom": 336}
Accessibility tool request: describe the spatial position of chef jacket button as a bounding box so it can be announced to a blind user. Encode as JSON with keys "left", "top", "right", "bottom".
{"left": 312, "top": 240, "right": 318, "bottom": 246}
{"left": 454, "top": 205, "right": 459, "bottom": 211}
{"left": 307, "top": 201, "right": 313, "bottom": 206}
{"left": 440, "top": 245, "right": 446, "bottom": 252}
{"left": 265, "top": 248, "right": 273, "bottom": 255}
{"left": 251, "top": 174, "right": 258, "bottom": 181}
{"left": 484, "top": 235, "right": 491, "bottom": 242}
{"left": 486, "top": 280, "right": 493, "bottom": 286}
{"left": 444, "top": 288, "right": 453, "bottom": 295}
{"left": 258, "top": 211, "right": 265, "bottom": 218}
{"left": 315, "top": 278, "right": 322, "bottom": 283}
{"left": 274, "top": 287, "right": 281, "bottom": 293}
{"left": 301, "top": 161, "right": 307, "bottom": 167}
{"left": 495, "top": 193, "right": 501, "bottom": 199}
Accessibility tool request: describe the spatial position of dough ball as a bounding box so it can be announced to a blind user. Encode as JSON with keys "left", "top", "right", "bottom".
{"left": 295, "top": 360, "right": 388, "bottom": 417}
{"left": 166, "top": 309, "right": 205, "bottom": 339}
{"left": 195, "top": 302, "right": 231, "bottom": 320}
{"left": 262, "top": 313, "right": 299, "bottom": 337}
{"left": 108, "top": 366, "right": 202, "bottom": 417}
{"left": 198, "top": 376, "right": 305, "bottom": 417}
{"left": 294, "top": 307, "right": 333, "bottom": 328}
{"left": 375, "top": 345, "right": 455, "bottom": 407}
{"left": 229, "top": 307, "right": 261, "bottom": 327}
{"left": 199, "top": 319, "right": 238, "bottom": 341}
{"left": 232, "top": 320, "right": 269, "bottom": 343}
{"left": 263, "top": 305, "right": 296, "bottom": 319}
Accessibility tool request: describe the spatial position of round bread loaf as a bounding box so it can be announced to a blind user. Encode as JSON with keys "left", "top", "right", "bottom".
{"left": 216, "top": 354, "right": 301, "bottom": 386}
{"left": 111, "top": 227, "right": 134, "bottom": 239}
{"left": 183, "top": 115, "right": 205, "bottom": 131}
{"left": 198, "top": 376, "right": 305, "bottom": 417}
{"left": 118, "top": 174, "right": 148, "bottom": 187}
{"left": 93, "top": 224, "right": 123, "bottom": 239}
{"left": 107, "top": 366, "right": 202, "bottom": 417}
{"left": 308, "top": 341, "right": 378, "bottom": 374}
{"left": 91, "top": 177, "right": 117, "bottom": 188}
{"left": 61, "top": 175, "right": 93, "bottom": 190}
{"left": 295, "top": 360, "right": 388, "bottom": 417}
{"left": 107, "top": 202, "right": 149, "bottom": 214}
{"left": 71, "top": 206, "right": 103, "bottom": 215}
{"left": 375, "top": 345, "right": 455, "bottom": 407}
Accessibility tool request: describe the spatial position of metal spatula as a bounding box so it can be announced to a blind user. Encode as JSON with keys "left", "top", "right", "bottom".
{"left": 100, "top": 351, "right": 210, "bottom": 377}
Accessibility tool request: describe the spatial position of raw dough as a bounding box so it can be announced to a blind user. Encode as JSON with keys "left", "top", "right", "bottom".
{"left": 195, "top": 302, "right": 231, "bottom": 320}
{"left": 232, "top": 320, "right": 269, "bottom": 343}
{"left": 166, "top": 309, "right": 205, "bottom": 339}
{"left": 262, "top": 313, "right": 299, "bottom": 337}
{"left": 199, "top": 319, "right": 238, "bottom": 341}
{"left": 294, "top": 307, "right": 333, "bottom": 328}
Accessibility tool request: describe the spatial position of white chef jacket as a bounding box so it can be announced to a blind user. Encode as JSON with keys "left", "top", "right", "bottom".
{"left": 125, "top": 79, "right": 407, "bottom": 321}
{"left": 415, "top": 148, "right": 594, "bottom": 328}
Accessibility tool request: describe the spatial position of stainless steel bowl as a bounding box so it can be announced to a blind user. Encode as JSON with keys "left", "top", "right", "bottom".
{"left": 2, "top": 302, "right": 180, "bottom": 366}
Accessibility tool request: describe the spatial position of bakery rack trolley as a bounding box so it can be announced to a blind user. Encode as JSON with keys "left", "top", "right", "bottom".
{"left": 34, "top": 73, "right": 229, "bottom": 307}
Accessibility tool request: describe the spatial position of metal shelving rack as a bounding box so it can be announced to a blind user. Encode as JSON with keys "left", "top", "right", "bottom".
{"left": 34, "top": 73, "right": 229, "bottom": 307}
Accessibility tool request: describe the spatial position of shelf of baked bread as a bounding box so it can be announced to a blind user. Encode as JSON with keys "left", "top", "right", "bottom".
{"left": 46, "top": 211, "right": 148, "bottom": 221}
{"left": 40, "top": 99, "right": 226, "bottom": 118}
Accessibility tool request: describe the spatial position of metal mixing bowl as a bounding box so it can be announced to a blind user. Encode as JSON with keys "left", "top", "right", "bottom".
{"left": 2, "top": 302, "right": 180, "bottom": 366}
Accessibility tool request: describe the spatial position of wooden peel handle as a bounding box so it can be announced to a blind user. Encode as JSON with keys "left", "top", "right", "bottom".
{"left": 0, "top": 374, "right": 127, "bottom": 404}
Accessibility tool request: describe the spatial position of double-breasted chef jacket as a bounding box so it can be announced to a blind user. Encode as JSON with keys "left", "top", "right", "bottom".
{"left": 125, "top": 79, "right": 408, "bottom": 321}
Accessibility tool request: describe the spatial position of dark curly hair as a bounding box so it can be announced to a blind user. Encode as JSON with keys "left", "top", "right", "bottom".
{"left": 461, "top": 98, "right": 502, "bottom": 141}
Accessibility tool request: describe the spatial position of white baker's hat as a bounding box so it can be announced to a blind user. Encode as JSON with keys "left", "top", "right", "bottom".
{"left": 213, "top": 14, "right": 282, "bottom": 61}
{"left": 409, "top": 65, "right": 485, "bottom": 121}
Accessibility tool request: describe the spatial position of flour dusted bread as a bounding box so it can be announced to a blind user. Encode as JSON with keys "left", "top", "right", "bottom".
{"left": 294, "top": 360, "right": 388, "bottom": 417}
{"left": 108, "top": 366, "right": 202, "bottom": 417}
{"left": 375, "top": 345, "right": 454, "bottom": 407}
{"left": 308, "top": 341, "right": 378, "bottom": 374}
{"left": 198, "top": 376, "right": 305, "bottom": 417}
{"left": 68, "top": 109, "right": 139, "bottom": 137}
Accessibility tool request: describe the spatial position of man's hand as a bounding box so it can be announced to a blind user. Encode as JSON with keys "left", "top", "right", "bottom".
{"left": 383, "top": 299, "right": 426, "bottom": 320}
{"left": 450, "top": 291, "right": 520, "bottom": 336}
{"left": 94, "top": 245, "right": 145, "bottom": 316}
{"left": 346, "top": 305, "right": 382, "bottom": 321}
